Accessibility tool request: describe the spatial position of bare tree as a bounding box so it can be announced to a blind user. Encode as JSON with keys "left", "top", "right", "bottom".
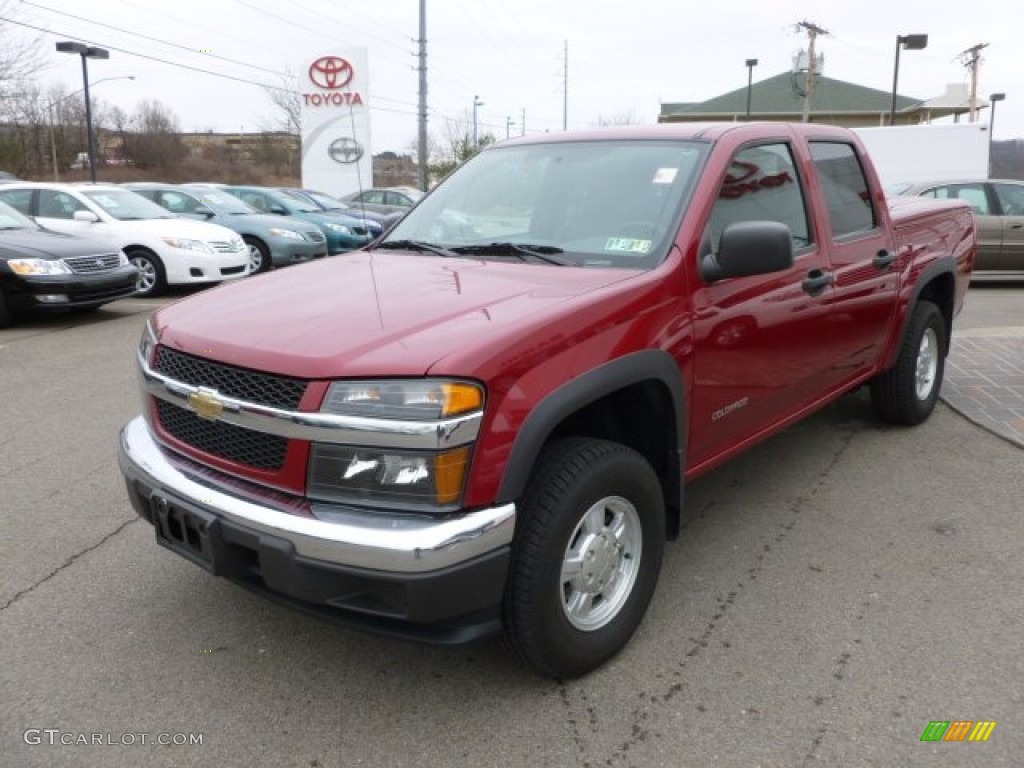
{"left": 262, "top": 69, "right": 301, "bottom": 136}
{"left": 0, "top": 0, "right": 43, "bottom": 91}
{"left": 427, "top": 114, "right": 495, "bottom": 183}
{"left": 596, "top": 108, "right": 640, "bottom": 127}
{"left": 129, "top": 100, "right": 186, "bottom": 169}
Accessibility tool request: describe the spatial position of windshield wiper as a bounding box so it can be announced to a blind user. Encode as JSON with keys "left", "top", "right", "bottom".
{"left": 449, "top": 242, "right": 577, "bottom": 266}
{"left": 375, "top": 239, "right": 459, "bottom": 258}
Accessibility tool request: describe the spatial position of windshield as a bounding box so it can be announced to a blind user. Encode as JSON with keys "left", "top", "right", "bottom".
{"left": 82, "top": 189, "right": 174, "bottom": 220}
{"left": 382, "top": 139, "right": 706, "bottom": 269}
{"left": 0, "top": 199, "right": 36, "bottom": 229}
{"left": 305, "top": 191, "right": 346, "bottom": 210}
{"left": 277, "top": 191, "right": 322, "bottom": 213}
{"left": 194, "top": 189, "right": 258, "bottom": 215}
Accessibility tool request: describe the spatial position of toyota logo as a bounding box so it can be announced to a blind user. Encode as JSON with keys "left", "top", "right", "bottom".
{"left": 309, "top": 56, "right": 354, "bottom": 90}
{"left": 328, "top": 137, "right": 364, "bottom": 164}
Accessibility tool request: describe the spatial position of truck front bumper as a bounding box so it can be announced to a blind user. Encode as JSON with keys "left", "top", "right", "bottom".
{"left": 118, "top": 416, "right": 515, "bottom": 643}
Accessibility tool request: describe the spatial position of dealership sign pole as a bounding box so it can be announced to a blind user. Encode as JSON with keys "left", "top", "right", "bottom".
{"left": 300, "top": 50, "right": 372, "bottom": 197}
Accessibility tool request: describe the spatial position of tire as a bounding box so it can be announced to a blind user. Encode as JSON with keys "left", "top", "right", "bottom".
{"left": 870, "top": 300, "right": 946, "bottom": 425}
{"left": 128, "top": 249, "right": 167, "bottom": 297}
{"left": 503, "top": 437, "right": 665, "bottom": 679}
{"left": 0, "top": 289, "right": 12, "bottom": 329}
{"left": 243, "top": 236, "right": 271, "bottom": 273}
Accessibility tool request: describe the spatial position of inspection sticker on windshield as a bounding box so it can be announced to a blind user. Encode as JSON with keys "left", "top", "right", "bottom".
{"left": 653, "top": 168, "right": 678, "bottom": 184}
{"left": 605, "top": 237, "right": 652, "bottom": 254}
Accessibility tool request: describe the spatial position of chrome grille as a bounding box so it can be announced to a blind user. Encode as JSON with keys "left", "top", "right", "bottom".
{"left": 63, "top": 253, "right": 122, "bottom": 274}
{"left": 156, "top": 400, "right": 287, "bottom": 470}
{"left": 152, "top": 347, "right": 307, "bottom": 409}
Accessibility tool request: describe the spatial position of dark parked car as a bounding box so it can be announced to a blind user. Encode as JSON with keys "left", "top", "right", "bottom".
{"left": 895, "top": 179, "right": 1024, "bottom": 273}
{"left": 277, "top": 188, "right": 401, "bottom": 238}
{"left": 222, "top": 187, "right": 373, "bottom": 255}
{"left": 0, "top": 200, "right": 138, "bottom": 327}
{"left": 126, "top": 184, "right": 328, "bottom": 273}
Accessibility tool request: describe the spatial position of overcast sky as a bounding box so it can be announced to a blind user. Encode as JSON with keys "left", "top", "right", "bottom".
{"left": 6, "top": 0, "right": 1023, "bottom": 154}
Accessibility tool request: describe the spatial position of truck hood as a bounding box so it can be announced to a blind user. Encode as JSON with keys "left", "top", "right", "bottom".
{"left": 153, "top": 251, "right": 639, "bottom": 379}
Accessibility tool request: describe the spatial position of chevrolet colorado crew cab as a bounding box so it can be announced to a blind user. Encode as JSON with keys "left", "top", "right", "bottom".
{"left": 119, "top": 123, "right": 975, "bottom": 678}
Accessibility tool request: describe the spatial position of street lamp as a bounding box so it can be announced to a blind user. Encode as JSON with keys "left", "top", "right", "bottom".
{"left": 505, "top": 115, "right": 516, "bottom": 139}
{"left": 745, "top": 58, "right": 758, "bottom": 119}
{"left": 889, "top": 33, "right": 928, "bottom": 126}
{"left": 46, "top": 76, "right": 135, "bottom": 181}
{"left": 472, "top": 95, "right": 484, "bottom": 150}
{"left": 988, "top": 92, "right": 1006, "bottom": 177}
{"left": 56, "top": 41, "right": 109, "bottom": 183}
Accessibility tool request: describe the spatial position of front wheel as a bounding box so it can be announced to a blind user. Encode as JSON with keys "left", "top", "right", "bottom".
{"left": 870, "top": 300, "right": 946, "bottom": 425}
{"left": 503, "top": 438, "right": 665, "bottom": 679}
{"left": 128, "top": 250, "right": 167, "bottom": 297}
{"left": 243, "top": 237, "right": 270, "bottom": 273}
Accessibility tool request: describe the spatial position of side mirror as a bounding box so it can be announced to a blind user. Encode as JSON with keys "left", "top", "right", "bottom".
{"left": 700, "top": 221, "right": 794, "bottom": 283}
{"left": 72, "top": 210, "right": 100, "bottom": 223}
{"left": 269, "top": 205, "right": 287, "bottom": 215}
{"left": 194, "top": 206, "right": 215, "bottom": 219}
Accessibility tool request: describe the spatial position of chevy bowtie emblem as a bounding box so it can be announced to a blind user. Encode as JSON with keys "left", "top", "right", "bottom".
{"left": 188, "top": 387, "right": 224, "bottom": 420}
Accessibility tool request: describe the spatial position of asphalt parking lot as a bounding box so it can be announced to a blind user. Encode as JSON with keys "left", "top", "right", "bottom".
{"left": 1, "top": 284, "right": 1021, "bottom": 768}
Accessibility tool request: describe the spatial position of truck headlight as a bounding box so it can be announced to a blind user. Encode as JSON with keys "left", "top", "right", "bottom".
{"left": 308, "top": 445, "right": 471, "bottom": 508}
{"left": 138, "top": 320, "right": 157, "bottom": 365}
{"left": 321, "top": 379, "right": 484, "bottom": 420}
{"left": 7, "top": 258, "right": 72, "bottom": 275}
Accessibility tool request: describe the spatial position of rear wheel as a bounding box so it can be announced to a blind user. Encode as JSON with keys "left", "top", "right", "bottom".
{"left": 243, "top": 236, "right": 271, "bottom": 273}
{"left": 870, "top": 300, "right": 946, "bottom": 425}
{"left": 503, "top": 438, "right": 665, "bottom": 679}
{"left": 128, "top": 250, "right": 166, "bottom": 297}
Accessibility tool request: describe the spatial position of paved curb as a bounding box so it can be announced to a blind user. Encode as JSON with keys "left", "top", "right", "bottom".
{"left": 940, "top": 328, "right": 1024, "bottom": 448}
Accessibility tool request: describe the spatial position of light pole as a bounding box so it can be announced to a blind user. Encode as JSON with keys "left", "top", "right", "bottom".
{"left": 46, "top": 76, "right": 135, "bottom": 181}
{"left": 505, "top": 116, "right": 516, "bottom": 139}
{"left": 56, "top": 41, "right": 109, "bottom": 183}
{"left": 745, "top": 58, "right": 758, "bottom": 119}
{"left": 988, "top": 92, "right": 1005, "bottom": 177}
{"left": 472, "top": 95, "right": 484, "bottom": 150}
{"left": 889, "top": 33, "right": 928, "bottom": 126}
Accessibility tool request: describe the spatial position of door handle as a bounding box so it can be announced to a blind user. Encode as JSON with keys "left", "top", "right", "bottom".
{"left": 872, "top": 249, "right": 895, "bottom": 270}
{"left": 802, "top": 269, "right": 832, "bottom": 296}
{"left": 1008, "top": 223, "right": 1024, "bottom": 230}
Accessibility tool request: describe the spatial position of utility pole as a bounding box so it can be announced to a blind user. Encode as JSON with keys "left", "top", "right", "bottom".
{"left": 562, "top": 40, "right": 568, "bottom": 131}
{"left": 417, "top": 0, "right": 428, "bottom": 191}
{"left": 797, "top": 20, "right": 828, "bottom": 123}
{"left": 521, "top": 107, "right": 526, "bottom": 136}
{"left": 958, "top": 43, "right": 989, "bottom": 122}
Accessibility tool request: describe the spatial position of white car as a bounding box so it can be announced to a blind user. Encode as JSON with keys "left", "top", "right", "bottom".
{"left": 0, "top": 183, "right": 249, "bottom": 296}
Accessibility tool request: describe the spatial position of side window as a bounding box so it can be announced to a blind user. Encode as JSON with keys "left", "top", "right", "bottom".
{"left": 809, "top": 142, "right": 876, "bottom": 237}
{"left": 993, "top": 183, "right": 1024, "bottom": 216}
{"left": 241, "top": 192, "right": 268, "bottom": 212}
{"left": 927, "top": 184, "right": 990, "bottom": 214}
{"left": 0, "top": 189, "right": 32, "bottom": 214}
{"left": 37, "top": 190, "right": 87, "bottom": 219}
{"left": 363, "top": 191, "right": 386, "bottom": 205}
{"left": 160, "top": 191, "right": 199, "bottom": 214}
{"left": 709, "top": 142, "right": 810, "bottom": 250}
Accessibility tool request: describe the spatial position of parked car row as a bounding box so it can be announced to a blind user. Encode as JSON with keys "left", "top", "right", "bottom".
{"left": 0, "top": 182, "right": 417, "bottom": 327}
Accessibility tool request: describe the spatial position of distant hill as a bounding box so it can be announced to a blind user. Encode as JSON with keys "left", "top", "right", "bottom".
{"left": 991, "top": 140, "right": 1024, "bottom": 180}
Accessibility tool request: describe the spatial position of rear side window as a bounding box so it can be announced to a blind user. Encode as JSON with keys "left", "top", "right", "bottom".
{"left": 809, "top": 142, "right": 876, "bottom": 237}
{"left": 922, "top": 184, "right": 991, "bottom": 215}
{"left": 0, "top": 188, "right": 32, "bottom": 214}
{"left": 993, "top": 183, "right": 1024, "bottom": 216}
{"left": 709, "top": 142, "right": 811, "bottom": 249}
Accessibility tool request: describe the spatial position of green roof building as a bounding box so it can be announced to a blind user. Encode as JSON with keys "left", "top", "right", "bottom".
{"left": 659, "top": 73, "right": 982, "bottom": 128}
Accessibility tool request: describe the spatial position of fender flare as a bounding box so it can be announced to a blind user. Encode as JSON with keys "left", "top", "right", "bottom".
{"left": 495, "top": 349, "right": 687, "bottom": 518}
{"left": 888, "top": 255, "right": 956, "bottom": 365}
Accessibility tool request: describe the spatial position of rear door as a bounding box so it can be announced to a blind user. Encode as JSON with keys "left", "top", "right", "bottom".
{"left": 689, "top": 140, "right": 835, "bottom": 467}
{"left": 991, "top": 182, "right": 1024, "bottom": 271}
{"left": 806, "top": 140, "right": 899, "bottom": 387}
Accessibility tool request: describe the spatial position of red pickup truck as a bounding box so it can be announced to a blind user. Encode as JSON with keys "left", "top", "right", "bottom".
{"left": 119, "top": 123, "right": 975, "bottom": 678}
